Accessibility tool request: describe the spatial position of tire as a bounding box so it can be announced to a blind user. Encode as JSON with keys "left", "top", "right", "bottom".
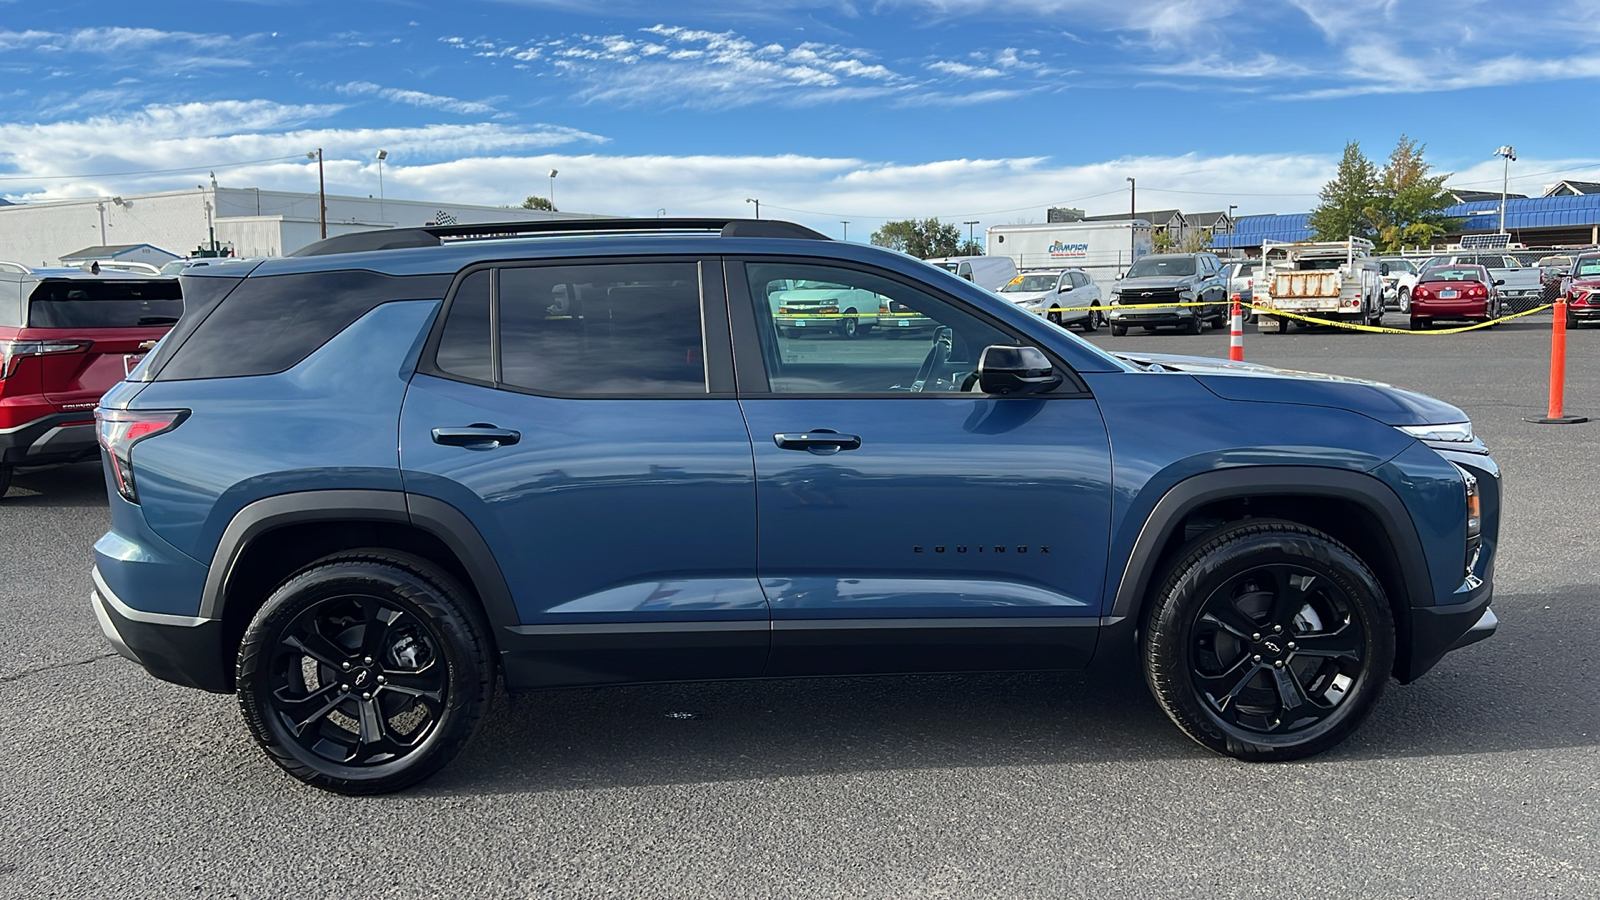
{"left": 1111, "top": 324, "right": 1127, "bottom": 336}
{"left": 1274, "top": 317, "right": 1290, "bottom": 334}
{"left": 1047, "top": 309, "right": 1064, "bottom": 326}
{"left": 1079, "top": 305, "right": 1102, "bottom": 333}
{"left": 1142, "top": 520, "right": 1395, "bottom": 761}
{"left": 1567, "top": 311, "right": 1579, "bottom": 330}
{"left": 840, "top": 311, "right": 860, "bottom": 339}
{"left": 0, "top": 464, "right": 11, "bottom": 500}
{"left": 237, "top": 550, "right": 493, "bottom": 794}
{"left": 1398, "top": 288, "right": 1411, "bottom": 315}
{"left": 1410, "top": 317, "right": 1429, "bottom": 331}
{"left": 1186, "top": 316, "right": 1203, "bottom": 336}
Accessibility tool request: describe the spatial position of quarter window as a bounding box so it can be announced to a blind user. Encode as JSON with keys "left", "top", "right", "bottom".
{"left": 435, "top": 270, "right": 491, "bottom": 382}
{"left": 746, "top": 262, "right": 1019, "bottom": 394}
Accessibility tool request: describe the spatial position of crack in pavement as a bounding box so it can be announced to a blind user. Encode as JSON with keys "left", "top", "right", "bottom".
{"left": 0, "top": 652, "right": 117, "bottom": 684}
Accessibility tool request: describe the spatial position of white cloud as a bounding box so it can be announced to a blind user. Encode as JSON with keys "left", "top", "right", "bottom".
{"left": 337, "top": 81, "right": 498, "bottom": 115}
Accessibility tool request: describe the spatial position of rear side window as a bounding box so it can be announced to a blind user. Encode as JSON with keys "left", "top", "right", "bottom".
{"left": 434, "top": 270, "right": 491, "bottom": 382}
{"left": 26, "top": 279, "right": 183, "bottom": 328}
{"left": 155, "top": 270, "right": 450, "bottom": 381}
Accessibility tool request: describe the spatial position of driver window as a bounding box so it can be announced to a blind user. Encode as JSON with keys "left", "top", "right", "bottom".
{"left": 745, "top": 262, "right": 1016, "bottom": 394}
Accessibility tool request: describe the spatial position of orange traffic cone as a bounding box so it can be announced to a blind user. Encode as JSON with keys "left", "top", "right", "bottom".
{"left": 1229, "top": 295, "right": 1245, "bottom": 362}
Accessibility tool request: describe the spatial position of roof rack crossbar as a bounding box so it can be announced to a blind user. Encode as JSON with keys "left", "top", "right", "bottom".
{"left": 289, "top": 217, "right": 830, "bottom": 258}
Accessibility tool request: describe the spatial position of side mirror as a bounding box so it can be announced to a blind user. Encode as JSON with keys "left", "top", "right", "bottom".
{"left": 1060, "top": 284, "right": 1073, "bottom": 292}
{"left": 977, "top": 345, "right": 1061, "bottom": 395}
{"left": 1380, "top": 263, "right": 1390, "bottom": 276}
{"left": 1495, "top": 279, "right": 1506, "bottom": 286}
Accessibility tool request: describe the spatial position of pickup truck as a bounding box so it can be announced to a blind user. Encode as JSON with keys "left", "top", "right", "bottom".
{"left": 1423, "top": 253, "right": 1542, "bottom": 313}
{"left": 1256, "top": 239, "right": 1385, "bottom": 333}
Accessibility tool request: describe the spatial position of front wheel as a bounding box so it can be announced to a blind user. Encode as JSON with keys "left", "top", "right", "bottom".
{"left": 1111, "top": 323, "right": 1127, "bottom": 336}
{"left": 237, "top": 551, "right": 493, "bottom": 794}
{"left": 1143, "top": 520, "right": 1395, "bottom": 761}
{"left": 839, "top": 311, "right": 860, "bottom": 339}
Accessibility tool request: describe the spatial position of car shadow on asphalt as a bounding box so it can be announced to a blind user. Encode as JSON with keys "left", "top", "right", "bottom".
{"left": 431, "top": 584, "right": 1597, "bottom": 795}
{"left": 2, "top": 461, "right": 108, "bottom": 509}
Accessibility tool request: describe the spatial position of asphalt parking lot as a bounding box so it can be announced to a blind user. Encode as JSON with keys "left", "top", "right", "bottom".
{"left": 1, "top": 313, "right": 1596, "bottom": 899}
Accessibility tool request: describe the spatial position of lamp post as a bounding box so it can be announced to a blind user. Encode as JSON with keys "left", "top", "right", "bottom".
{"left": 1126, "top": 176, "right": 1136, "bottom": 271}
{"left": 306, "top": 149, "right": 326, "bottom": 239}
{"left": 1226, "top": 204, "right": 1237, "bottom": 253}
{"left": 746, "top": 198, "right": 760, "bottom": 219}
{"left": 963, "top": 219, "right": 979, "bottom": 253}
{"left": 376, "top": 150, "right": 387, "bottom": 221}
{"left": 548, "top": 169, "right": 558, "bottom": 210}
{"left": 840, "top": 220, "right": 850, "bottom": 241}
{"left": 1493, "top": 146, "right": 1516, "bottom": 235}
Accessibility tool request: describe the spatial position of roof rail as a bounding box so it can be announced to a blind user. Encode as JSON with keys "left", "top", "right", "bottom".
{"left": 0, "top": 260, "right": 34, "bottom": 274}
{"left": 288, "top": 217, "right": 830, "bottom": 258}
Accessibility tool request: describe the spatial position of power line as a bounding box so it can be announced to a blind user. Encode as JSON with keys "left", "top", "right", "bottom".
{"left": 0, "top": 154, "right": 308, "bottom": 182}
{"left": 760, "top": 188, "right": 1131, "bottom": 222}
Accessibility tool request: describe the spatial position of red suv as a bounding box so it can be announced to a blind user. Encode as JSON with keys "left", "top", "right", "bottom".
{"left": 0, "top": 264, "right": 181, "bottom": 498}
{"left": 1562, "top": 252, "right": 1600, "bottom": 329}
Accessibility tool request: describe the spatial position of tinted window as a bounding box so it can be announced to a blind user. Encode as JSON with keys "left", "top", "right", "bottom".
{"left": 748, "top": 261, "right": 1017, "bottom": 394}
{"left": 157, "top": 270, "right": 449, "bottom": 381}
{"left": 435, "top": 270, "right": 491, "bottom": 382}
{"left": 133, "top": 274, "right": 244, "bottom": 381}
{"left": 496, "top": 263, "right": 706, "bottom": 395}
{"left": 26, "top": 279, "right": 183, "bottom": 328}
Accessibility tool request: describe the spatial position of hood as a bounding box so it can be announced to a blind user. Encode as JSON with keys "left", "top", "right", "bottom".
{"left": 1112, "top": 351, "right": 1467, "bottom": 427}
{"left": 1001, "top": 290, "right": 1051, "bottom": 305}
{"left": 1114, "top": 276, "right": 1193, "bottom": 292}
{"left": 1569, "top": 276, "right": 1600, "bottom": 289}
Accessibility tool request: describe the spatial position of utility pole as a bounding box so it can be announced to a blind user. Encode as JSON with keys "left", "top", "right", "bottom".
{"left": 840, "top": 220, "right": 850, "bottom": 241}
{"left": 1126, "top": 176, "right": 1136, "bottom": 271}
{"left": 307, "top": 149, "right": 327, "bottom": 239}
{"left": 746, "top": 198, "right": 760, "bottom": 219}
{"left": 963, "top": 219, "right": 979, "bottom": 252}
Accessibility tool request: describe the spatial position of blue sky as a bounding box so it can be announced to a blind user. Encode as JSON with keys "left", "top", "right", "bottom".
{"left": 2, "top": 0, "right": 1598, "bottom": 238}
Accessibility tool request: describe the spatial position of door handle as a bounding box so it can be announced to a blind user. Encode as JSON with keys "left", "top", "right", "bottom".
{"left": 431, "top": 424, "right": 521, "bottom": 449}
{"left": 773, "top": 430, "right": 861, "bottom": 454}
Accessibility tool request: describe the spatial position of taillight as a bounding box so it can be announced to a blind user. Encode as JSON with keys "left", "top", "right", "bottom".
{"left": 95, "top": 408, "right": 187, "bottom": 503}
{"left": 1414, "top": 287, "right": 1432, "bottom": 300}
{"left": 0, "top": 340, "right": 90, "bottom": 378}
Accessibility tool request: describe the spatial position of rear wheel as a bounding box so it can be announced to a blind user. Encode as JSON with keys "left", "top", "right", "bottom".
{"left": 0, "top": 464, "right": 11, "bottom": 499}
{"left": 237, "top": 551, "right": 493, "bottom": 794}
{"left": 1079, "top": 305, "right": 1102, "bottom": 333}
{"left": 1111, "top": 324, "right": 1127, "bottom": 336}
{"left": 1275, "top": 317, "right": 1291, "bottom": 334}
{"left": 1143, "top": 520, "right": 1394, "bottom": 761}
{"left": 1409, "top": 317, "right": 1429, "bottom": 331}
{"left": 1398, "top": 288, "right": 1411, "bottom": 314}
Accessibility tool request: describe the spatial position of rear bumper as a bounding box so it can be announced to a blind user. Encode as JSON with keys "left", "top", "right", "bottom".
{"left": 90, "top": 566, "right": 229, "bottom": 693}
{"left": 0, "top": 411, "right": 99, "bottom": 466}
{"left": 1412, "top": 300, "right": 1491, "bottom": 318}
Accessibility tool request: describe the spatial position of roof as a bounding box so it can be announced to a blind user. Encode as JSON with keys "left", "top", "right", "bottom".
{"left": 1212, "top": 213, "right": 1312, "bottom": 248}
{"left": 1215, "top": 193, "right": 1600, "bottom": 248}
{"left": 1082, "top": 209, "right": 1185, "bottom": 226}
{"left": 1543, "top": 180, "right": 1600, "bottom": 196}
{"left": 59, "top": 243, "right": 175, "bottom": 261}
{"left": 1186, "top": 211, "right": 1232, "bottom": 228}
{"left": 1448, "top": 189, "right": 1526, "bottom": 203}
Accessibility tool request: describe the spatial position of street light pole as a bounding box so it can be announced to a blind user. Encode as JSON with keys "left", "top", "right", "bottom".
{"left": 1494, "top": 146, "right": 1516, "bottom": 235}
{"left": 306, "top": 149, "right": 326, "bottom": 239}
{"left": 963, "top": 219, "right": 979, "bottom": 252}
{"left": 376, "top": 150, "right": 387, "bottom": 221}
{"left": 548, "top": 169, "right": 558, "bottom": 211}
{"left": 840, "top": 220, "right": 850, "bottom": 240}
{"left": 1226, "top": 204, "right": 1237, "bottom": 254}
{"left": 746, "top": 198, "right": 760, "bottom": 219}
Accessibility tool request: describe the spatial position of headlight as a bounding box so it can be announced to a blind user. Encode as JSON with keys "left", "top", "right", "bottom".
{"left": 1108, "top": 292, "right": 1121, "bottom": 305}
{"left": 1397, "top": 422, "right": 1473, "bottom": 442}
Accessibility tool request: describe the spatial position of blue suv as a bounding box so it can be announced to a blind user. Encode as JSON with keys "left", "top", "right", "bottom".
{"left": 91, "top": 219, "right": 1500, "bottom": 794}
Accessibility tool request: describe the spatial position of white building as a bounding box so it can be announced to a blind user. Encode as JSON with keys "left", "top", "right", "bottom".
{"left": 0, "top": 187, "right": 601, "bottom": 267}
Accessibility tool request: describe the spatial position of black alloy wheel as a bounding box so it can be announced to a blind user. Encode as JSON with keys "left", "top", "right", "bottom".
{"left": 237, "top": 551, "right": 492, "bottom": 794}
{"left": 1143, "top": 520, "right": 1394, "bottom": 761}
{"left": 1186, "top": 315, "right": 1204, "bottom": 336}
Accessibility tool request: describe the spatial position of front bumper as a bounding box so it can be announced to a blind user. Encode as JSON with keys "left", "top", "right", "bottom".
{"left": 1403, "top": 577, "right": 1497, "bottom": 682}
{"left": 0, "top": 411, "right": 99, "bottom": 466}
{"left": 91, "top": 566, "right": 229, "bottom": 693}
{"left": 1108, "top": 305, "right": 1198, "bottom": 325}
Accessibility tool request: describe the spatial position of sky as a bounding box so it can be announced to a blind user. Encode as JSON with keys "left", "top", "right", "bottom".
{"left": 2, "top": 0, "right": 1599, "bottom": 239}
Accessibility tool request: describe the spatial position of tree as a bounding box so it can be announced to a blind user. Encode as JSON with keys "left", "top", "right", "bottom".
{"left": 1365, "top": 135, "right": 1457, "bottom": 251}
{"left": 1309, "top": 141, "right": 1378, "bottom": 242}
{"left": 1151, "top": 228, "right": 1175, "bottom": 254}
{"left": 1177, "top": 228, "right": 1213, "bottom": 254}
{"left": 870, "top": 218, "right": 962, "bottom": 259}
{"left": 957, "top": 239, "right": 983, "bottom": 256}
{"left": 521, "top": 195, "right": 557, "bottom": 212}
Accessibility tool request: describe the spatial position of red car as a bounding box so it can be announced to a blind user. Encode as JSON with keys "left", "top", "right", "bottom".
{"left": 1561, "top": 252, "right": 1600, "bottom": 329}
{"left": 1409, "top": 264, "right": 1502, "bottom": 330}
{"left": 0, "top": 265, "right": 182, "bottom": 498}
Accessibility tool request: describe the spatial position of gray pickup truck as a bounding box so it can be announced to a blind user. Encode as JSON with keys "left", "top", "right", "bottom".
{"left": 1106, "top": 252, "right": 1228, "bottom": 336}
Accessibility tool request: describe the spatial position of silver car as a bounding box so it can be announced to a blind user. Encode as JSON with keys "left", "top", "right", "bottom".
{"left": 995, "top": 268, "right": 1104, "bottom": 332}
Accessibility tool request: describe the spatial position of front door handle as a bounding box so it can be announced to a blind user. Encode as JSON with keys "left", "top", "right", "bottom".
{"left": 432, "top": 424, "right": 521, "bottom": 450}
{"left": 773, "top": 430, "right": 861, "bottom": 454}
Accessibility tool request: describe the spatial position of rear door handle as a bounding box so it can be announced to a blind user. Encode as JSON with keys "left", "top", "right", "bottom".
{"left": 432, "top": 424, "right": 521, "bottom": 449}
{"left": 773, "top": 430, "right": 861, "bottom": 454}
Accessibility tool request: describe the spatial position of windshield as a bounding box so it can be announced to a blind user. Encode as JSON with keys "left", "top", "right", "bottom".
{"left": 1574, "top": 257, "right": 1600, "bottom": 277}
{"left": 1000, "top": 274, "right": 1061, "bottom": 293}
{"left": 932, "top": 262, "right": 959, "bottom": 273}
{"left": 1127, "top": 257, "right": 1194, "bottom": 278}
{"left": 1380, "top": 259, "right": 1415, "bottom": 274}
{"left": 27, "top": 279, "right": 184, "bottom": 327}
{"left": 1421, "top": 267, "right": 1486, "bottom": 283}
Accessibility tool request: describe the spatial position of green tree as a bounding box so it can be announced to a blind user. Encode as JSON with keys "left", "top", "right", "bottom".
{"left": 1151, "top": 228, "right": 1175, "bottom": 253}
{"left": 1177, "top": 228, "right": 1213, "bottom": 254}
{"left": 870, "top": 218, "right": 962, "bottom": 259}
{"left": 1309, "top": 141, "right": 1379, "bottom": 242}
{"left": 1364, "top": 136, "right": 1457, "bottom": 251}
{"left": 521, "top": 195, "right": 557, "bottom": 211}
{"left": 957, "top": 239, "right": 983, "bottom": 256}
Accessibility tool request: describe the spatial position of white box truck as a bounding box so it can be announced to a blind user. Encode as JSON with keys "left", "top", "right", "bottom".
{"left": 985, "top": 221, "right": 1153, "bottom": 288}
